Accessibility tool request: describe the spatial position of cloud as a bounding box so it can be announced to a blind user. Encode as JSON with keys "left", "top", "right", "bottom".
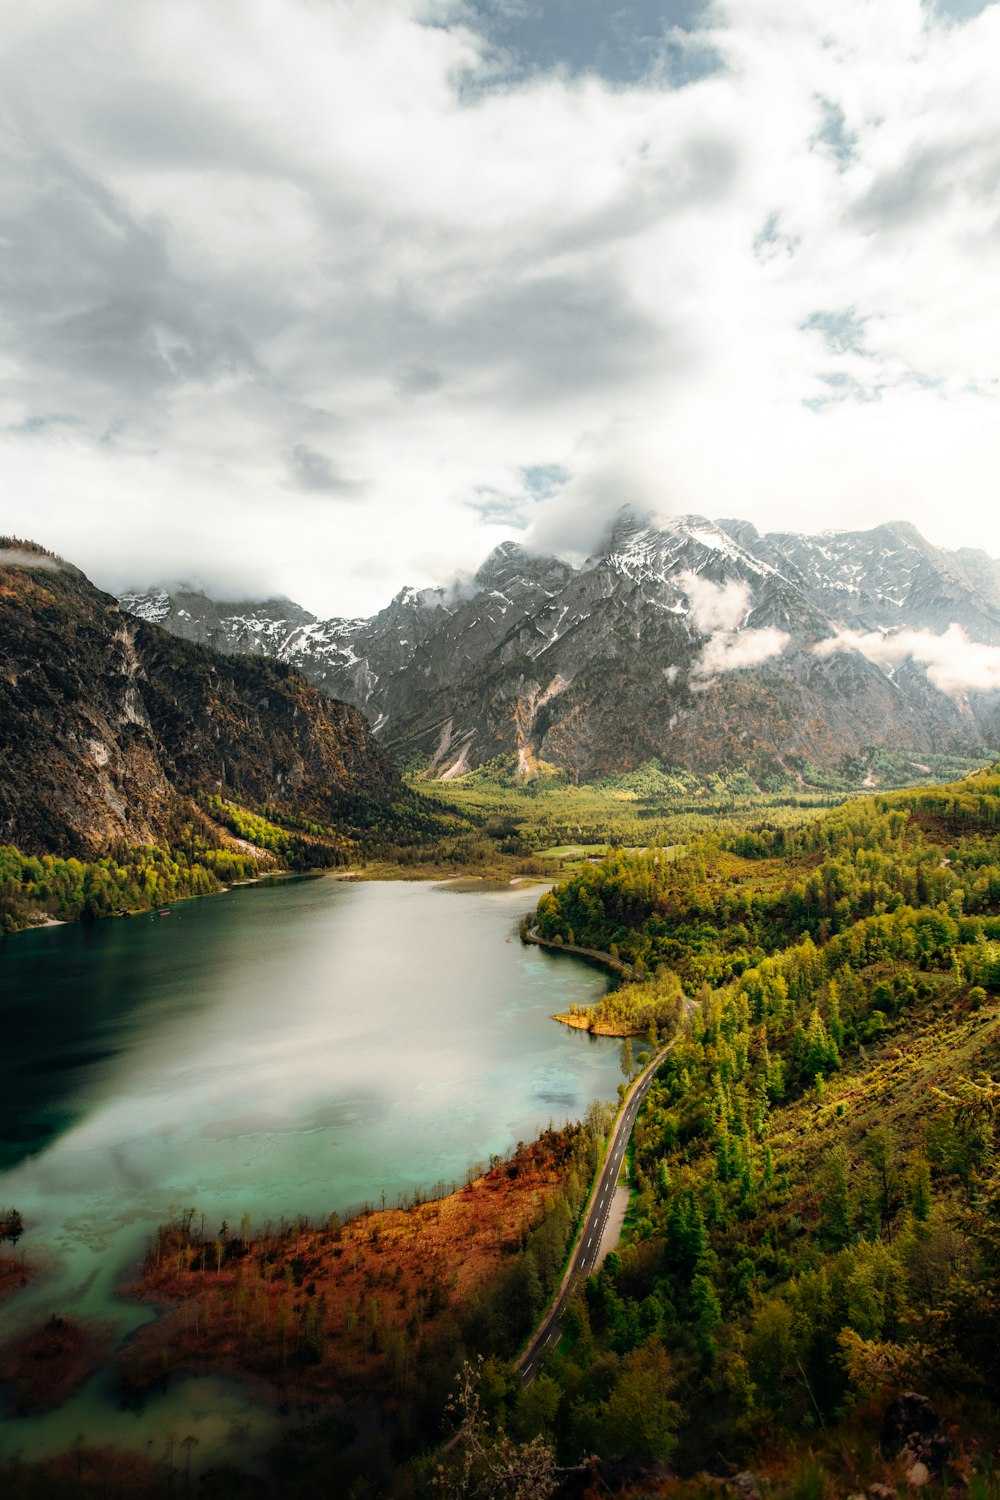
{"left": 0, "top": 119, "right": 256, "bottom": 398}
{"left": 814, "top": 624, "right": 1000, "bottom": 695}
{"left": 286, "top": 445, "right": 365, "bottom": 496}
{"left": 0, "top": 547, "right": 62, "bottom": 571}
{"left": 696, "top": 625, "right": 792, "bottom": 675}
{"left": 465, "top": 489, "right": 529, "bottom": 528}
{"left": 679, "top": 571, "right": 750, "bottom": 634}
{"left": 1, "top": 0, "right": 1000, "bottom": 614}
{"left": 395, "top": 364, "right": 444, "bottom": 398}
{"left": 679, "top": 571, "right": 790, "bottom": 674}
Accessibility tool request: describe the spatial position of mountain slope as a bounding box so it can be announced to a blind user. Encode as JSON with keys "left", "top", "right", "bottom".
{"left": 0, "top": 540, "right": 398, "bottom": 859}
{"left": 119, "top": 512, "right": 1000, "bottom": 782}
{"left": 504, "top": 766, "right": 1000, "bottom": 1493}
{"left": 732, "top": 517, "right": 1000, "bottom": 640}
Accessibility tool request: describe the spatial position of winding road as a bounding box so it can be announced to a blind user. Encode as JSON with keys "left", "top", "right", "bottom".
{"left": 517, "top": 1041, "right": 671, "bottom": 1384}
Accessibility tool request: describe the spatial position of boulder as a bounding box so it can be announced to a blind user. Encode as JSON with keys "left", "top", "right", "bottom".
{"left": 882, "top": 1392, "right": 951, "bottom": 1476}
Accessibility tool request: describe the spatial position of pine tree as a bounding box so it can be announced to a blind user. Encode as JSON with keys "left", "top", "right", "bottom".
{"left": 817, "top": 1146, "right": 851, "bottom": 1249}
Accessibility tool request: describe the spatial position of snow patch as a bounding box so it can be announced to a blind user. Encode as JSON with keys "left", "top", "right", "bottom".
{"left": 690, "top": 528, "right": 730, "bottom": 553}
{"left": 119, "top": 589, "right": 171, "bottom": 625}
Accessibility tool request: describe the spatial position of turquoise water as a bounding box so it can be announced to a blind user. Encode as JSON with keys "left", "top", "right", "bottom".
{"left": 0, "top": 877, "right": 619, "bottom": 1469}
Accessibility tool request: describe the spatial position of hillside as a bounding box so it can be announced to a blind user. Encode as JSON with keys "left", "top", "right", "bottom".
{"left": 0, "top": 540, "right": 399, "bottom": 920}
{"left": 474, "top": 764, "right": 1000, "bottom": 1495}
{"left": 120, "top": 511, "right": 1000, "bottom": 783}
{"left": 6, "top": 764, "right": 996, "bottom": 1495}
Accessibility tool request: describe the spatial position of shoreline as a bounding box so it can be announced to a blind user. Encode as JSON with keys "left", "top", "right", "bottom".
{"left": 118, "top": 1130, "right": 584, "bottom": 1409}
{"left": 521, "top": 922, "right": 634, "bottom": 978}
{"left": 326, "top": 865, "right": 550, "bottom": 888}
{"left": 551, "top": 1011, "right": 641, "bottom": 1037}
{"left": 521, "top": 924, "right": 646, "bottom": 1037}
{"left": 0, "top": 876, "right": 619, "bottom": 1479}
{"left": 4, "top": 862, "right": 551, "bottom": 938}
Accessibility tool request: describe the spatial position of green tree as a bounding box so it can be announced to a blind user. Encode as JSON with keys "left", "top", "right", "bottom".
{"left": 620, "top": 1037, "right": 635, "bottom": 1080}
{"left": 817, "top": 1146, "right": 851, "bottom": 1249}
{"left": 598, "top": 1339, "right": 681, "bottom": 1460}
{"left": 862, "top": 1127, "right": 903, "bottom": 1241}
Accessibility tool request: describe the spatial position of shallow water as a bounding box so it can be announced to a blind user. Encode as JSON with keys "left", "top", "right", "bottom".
{"left": 0, "top": 877, "right": 619, "bottom": 1469}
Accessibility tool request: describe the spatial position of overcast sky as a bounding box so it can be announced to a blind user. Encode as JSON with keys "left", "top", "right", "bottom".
{"left": 2, "top": 0, "right": 999, "bottom": 616}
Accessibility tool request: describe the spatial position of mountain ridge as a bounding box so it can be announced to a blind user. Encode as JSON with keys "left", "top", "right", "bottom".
{"left": 118, "top": 511, "right": 1000, "bottom": 782}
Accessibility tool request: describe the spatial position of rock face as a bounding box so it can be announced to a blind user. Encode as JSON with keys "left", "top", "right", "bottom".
{"left": 881, "top": 1392, "right": 951, "bottom": 1478}
{"left": 119, "top": 512, "right": 1000, "bottom": 781}
{"left": 0, "top": 541, "right": 398, "bottom": 858}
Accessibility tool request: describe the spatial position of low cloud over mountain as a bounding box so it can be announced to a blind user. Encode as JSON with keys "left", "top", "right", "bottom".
{"left": 815, "top": 624, "right": 1000, "bottom": 696}
{"left": 121, "top": 511, "right": 1000, "bottom": 783}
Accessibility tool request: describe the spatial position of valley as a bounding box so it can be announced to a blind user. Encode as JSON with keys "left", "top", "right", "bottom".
{"left": 4, "top": 756, "right": 1000, "bottom": 1497}
{"left": 3, "top": 540, "right": 1000, "bottom": 1497}
{"left": 9, "top": 3, "right": 1000, "bottom": 1493}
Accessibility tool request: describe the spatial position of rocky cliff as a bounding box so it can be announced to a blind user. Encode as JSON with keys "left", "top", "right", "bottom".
{"left": 0, "top": 540, "right": 398, "bottom": 858}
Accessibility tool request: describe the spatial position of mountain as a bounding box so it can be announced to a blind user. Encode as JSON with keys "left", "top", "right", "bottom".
{"left": 0, "top": 540, "right": 397, "bottom": 859}
{"left": 723, "top": 517, "right": 1000, "bottom": 640}
{"left": 118, "top": 512, "right": 1000, "bottom": 783}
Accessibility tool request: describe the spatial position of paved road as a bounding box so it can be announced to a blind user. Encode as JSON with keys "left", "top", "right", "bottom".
{"left": 518, "top": 1044, "right": 670, "bottom": 1384}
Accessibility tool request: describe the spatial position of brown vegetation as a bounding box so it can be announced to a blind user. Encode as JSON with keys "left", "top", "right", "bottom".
{"left": 7, "top": 1444, "right": 167, "bottom": 1498}
{"left": 553, "top": 1011, "right": 635, "bottom": 1037}
{"left": 125, "top": 1129, "right": 584, "bottom": 1408}
{"left": 0, "top": 1314, "right": 113, "bottom": 1414}
{"left": 0, "top": 1253, "right": 29, "bottom": 1303}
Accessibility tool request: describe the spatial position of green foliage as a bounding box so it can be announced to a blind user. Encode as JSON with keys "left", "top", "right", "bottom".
{"left": 200, "top": 794, "right": 353, "bottom": 869}
{"left": 415, "top": 766, "right": 847, "bottom": 872}
{"left": 515, "top": 762, "right": 1000, "bottom": 1477}
{"left": 534, "top": 766, "right": 1000, "bottom": 995}
{"left": 0, "top": 807, "right": 260, "bottom": 932}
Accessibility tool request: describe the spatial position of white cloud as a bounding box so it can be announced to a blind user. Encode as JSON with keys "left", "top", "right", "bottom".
{"left": 697, "top": 625, "right": 792, "bottom": 675}
{"left": 0, "top": 547, "right": 62, "bottom": 571}
{"left": 813, "top": 623, "right": 1000, "bottom": 695}
{"left": 0, "top": 0, "right": 999, "bottom": 612}
{"left": 679, "top": 571, "right": 790, "bottom": 674}
{"left": 679, "top": 570, "right": 750, "bottom": 634}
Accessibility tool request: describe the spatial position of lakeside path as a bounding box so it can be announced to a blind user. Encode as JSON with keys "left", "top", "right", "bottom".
{"left": 517, "top": 1040, "right": 674, "bottom": 1385}
{"left": 522, "top": 923, "right": 635, "bottom": 981}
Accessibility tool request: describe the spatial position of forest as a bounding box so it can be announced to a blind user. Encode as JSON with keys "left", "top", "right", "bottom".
{"left": 5, "top": 765, "right": 1000, "bottom": 1496}
{"left": 3, "top": 746, "right": 991, "bottom": 937}
{"left": 454, "top": 764, "right": 1000, "bottom": 1496}
{"left": 0, "top": 784, "right": 472, "bottom": 932}
{"left": 0, "top": 814, "right": 259, "bottom": 932}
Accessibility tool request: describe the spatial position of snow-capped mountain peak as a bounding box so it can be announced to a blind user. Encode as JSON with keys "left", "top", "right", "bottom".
{"left": 119, "top": 514, "right": 1000, "bottom": 782}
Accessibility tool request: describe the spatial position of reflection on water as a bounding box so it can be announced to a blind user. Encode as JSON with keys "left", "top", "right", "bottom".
{"left": 0, "top": 878, "right": 620, "bottom": 1470}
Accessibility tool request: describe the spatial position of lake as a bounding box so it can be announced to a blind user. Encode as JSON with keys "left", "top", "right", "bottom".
{"left": 0, "top": 876, "right": 620, "bottom": 1470}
